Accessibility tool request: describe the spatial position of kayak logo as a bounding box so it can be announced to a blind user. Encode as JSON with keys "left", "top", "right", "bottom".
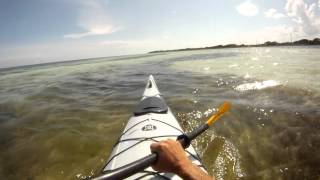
{"left": 142, "top": 124, "right": 157, "bottom": 131}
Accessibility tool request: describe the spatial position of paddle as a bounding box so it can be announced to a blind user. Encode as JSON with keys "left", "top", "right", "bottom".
{"left": 177, "top": 101, "right": 231, "bottom": 148}
{"left": 91, "top": 102, "right": 231, "bottom": 180}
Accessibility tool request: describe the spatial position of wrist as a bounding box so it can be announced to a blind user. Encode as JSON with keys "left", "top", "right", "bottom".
{"left": 175, "top": 160, "right": 195, "bottom": 180}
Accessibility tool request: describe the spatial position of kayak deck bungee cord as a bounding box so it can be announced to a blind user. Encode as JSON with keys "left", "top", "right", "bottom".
{"left": 99, "top": 75, "right": 205, "bottom": 179}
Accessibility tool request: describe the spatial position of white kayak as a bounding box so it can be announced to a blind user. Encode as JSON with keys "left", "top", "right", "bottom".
{"left": 101, "top": 75, "right": 205, "bottom": 179}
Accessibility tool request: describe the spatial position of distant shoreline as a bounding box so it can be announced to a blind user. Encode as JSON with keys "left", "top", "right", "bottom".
{"left": 2, "top": 38, "right": 319, "bottom": 70}
{"left": 149, "top": 38, "right": 320, "bottom": 53}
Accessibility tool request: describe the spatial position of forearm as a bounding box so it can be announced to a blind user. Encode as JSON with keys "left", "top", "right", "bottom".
{"left": 176, "top": 162, "right": 214, "bottom": 180}
{"left": 150, "top": 140, "right": 214, "bottom": 180}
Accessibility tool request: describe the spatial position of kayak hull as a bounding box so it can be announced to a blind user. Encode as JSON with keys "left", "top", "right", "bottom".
{"left": 102, "top": 75, "right": 204, "bottom": 179}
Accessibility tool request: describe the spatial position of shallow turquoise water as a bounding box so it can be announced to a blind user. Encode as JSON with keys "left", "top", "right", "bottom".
{"left": 0, "top": 47, "right": 319, "bottom": 180}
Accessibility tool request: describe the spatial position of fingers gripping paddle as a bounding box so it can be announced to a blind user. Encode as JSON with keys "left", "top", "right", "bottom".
{"left": 92, "top": 102, "right": 231, "bottom": 180}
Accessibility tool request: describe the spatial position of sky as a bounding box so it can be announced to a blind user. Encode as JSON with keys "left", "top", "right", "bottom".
{"left": 0, "top": 0, "right": 320, "bottom": 68}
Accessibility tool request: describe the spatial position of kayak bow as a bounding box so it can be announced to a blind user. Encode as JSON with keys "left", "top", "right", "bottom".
{"left": 95, "top": 75, "right": 204, "bottom": 179}
{"left": 92, "top": 75, "right": 230, "bottom": 180}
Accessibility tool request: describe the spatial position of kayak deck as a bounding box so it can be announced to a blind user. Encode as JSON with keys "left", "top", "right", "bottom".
{"left": 102, "top": 75, "right": 205, "bottom": 179}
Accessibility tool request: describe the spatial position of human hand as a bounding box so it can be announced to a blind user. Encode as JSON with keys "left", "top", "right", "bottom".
{"left": 150, "top": 139, "right": 214, "bottom": 180}
{"left": 150, "top": 139, "right": 191, "bottom": 173}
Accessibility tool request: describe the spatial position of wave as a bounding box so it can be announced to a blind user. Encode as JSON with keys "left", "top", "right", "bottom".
{"left": 235, "top": 80, "right": 280, "bottom": 91}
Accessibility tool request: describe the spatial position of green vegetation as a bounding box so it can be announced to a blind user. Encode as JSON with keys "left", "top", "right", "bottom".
{"left": 149, "top": 38, "right": 320, "bottom": 53}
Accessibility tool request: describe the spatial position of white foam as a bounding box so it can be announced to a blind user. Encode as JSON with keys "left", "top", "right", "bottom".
{"left": 251, "top": 57, "right": 259, "bottom": 61}
{"left": 235, "top": 80, "right": 280, "bottom": 91}
{"left": 244, "top": 73, "right": 250, "bottom": 79}
{"left": 228, "top": 64, "right": 238, "bottom": 68}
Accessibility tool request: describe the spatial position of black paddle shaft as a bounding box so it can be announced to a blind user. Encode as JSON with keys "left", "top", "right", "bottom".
{"left": 91, "top": 154, "right": 157, "bottom": 180}
{"left": 91, "top": 123, "right": 209, "bottom": 180}
{"left": 178, "top": 123, "right": 209, "bottom": 148}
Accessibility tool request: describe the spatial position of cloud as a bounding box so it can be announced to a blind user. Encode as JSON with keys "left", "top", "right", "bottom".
{"left": 285, "top": 0, "right": 320, "bottom": 36}
{"left": 264, "top": 8, "right": 286, "bottom": 19}
{"left": 236, "top": 0, "right": 259, "bottom": 17}
{"left": 64, "top": 26, "right": 117, "bottom": 39}
{"left": 64, "top": 0, "right": 118, "bottom": 39}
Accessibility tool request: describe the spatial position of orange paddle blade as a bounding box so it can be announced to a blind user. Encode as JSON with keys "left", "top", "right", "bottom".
{"left": 206, "top": 102, "right": 231, "bottom": 126}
